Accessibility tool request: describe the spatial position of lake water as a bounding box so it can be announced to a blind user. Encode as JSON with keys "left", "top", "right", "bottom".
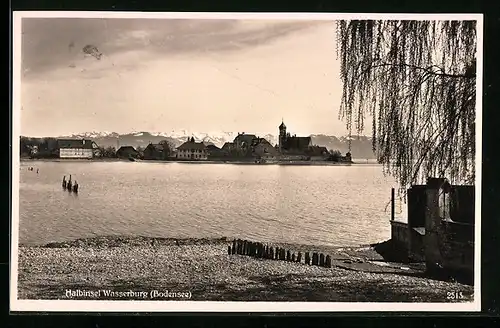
{"left": 17, "top": 161, "right": 407, "bottom": 247}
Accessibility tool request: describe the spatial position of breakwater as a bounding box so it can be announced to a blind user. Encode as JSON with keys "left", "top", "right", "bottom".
{"left": 229, "top": 239, "right": 333, "bottom": 268}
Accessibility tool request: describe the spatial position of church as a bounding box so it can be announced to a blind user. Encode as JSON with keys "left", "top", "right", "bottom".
{"left": 276, "top": 120, "right": 330, "bottom": 160}
{"left": 277, "top": 120, "right": 312, "bottom": 154}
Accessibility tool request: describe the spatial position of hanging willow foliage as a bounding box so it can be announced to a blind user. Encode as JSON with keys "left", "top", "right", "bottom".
{"left": 335, "top": 20, "right": 477, "bottom": 191}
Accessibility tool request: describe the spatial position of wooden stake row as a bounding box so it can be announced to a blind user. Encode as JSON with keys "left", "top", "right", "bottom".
{"left": 228, "top": 239, "right": 332, "bottom": 268}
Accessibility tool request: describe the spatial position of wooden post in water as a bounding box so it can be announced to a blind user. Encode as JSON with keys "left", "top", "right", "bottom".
{"left": 237, "top": 239, "right": 242, "bottom": 254}
{"left": 319, "top": 253, "right": 325, "bottom": 267}
{"left": 391, "top": 187, "right": 395, "bottom": 221}
{"left": 305, "top": 252, "right": 310, "bottom": 265}
{"left": 325, "top": 255, "right": 332, "bottom": 268}
{"left": 269, "top": 247, "right": 274, "bottom": 259}
{"left": 297, "top": 252, "right": 302, "bottom": 263}
{"left": 232, "top": 240, "right": 236, "bottom": 254}
{"left": 312, "top": 252, "right": 319, "bottom": 265}
{"left": 227, "top": 245, "right": 231, "bottom": 255}
{"left": 292, "top": 253, "right": 296, "bottom": 262}
{"left": 286, "top": 250, "right": 291, "bottom": 261}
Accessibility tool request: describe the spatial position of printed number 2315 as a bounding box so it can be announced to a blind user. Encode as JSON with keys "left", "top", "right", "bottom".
{"left": 446, "top": 291, "right": 464, "bottom": 300}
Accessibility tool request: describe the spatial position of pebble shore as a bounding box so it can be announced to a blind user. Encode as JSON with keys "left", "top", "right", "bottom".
{"left": 17, "top": 236, "right": 474, "bottom": 302}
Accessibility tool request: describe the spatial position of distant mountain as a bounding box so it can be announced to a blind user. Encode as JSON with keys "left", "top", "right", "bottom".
{"left": 310, "top": 134, "right": 376, "bottom": 159}
{"left": 62, "top": 131, "right": 239, "bottom": 149}
{"left": 59, "top": 131, "right": 377, "bottom": 159}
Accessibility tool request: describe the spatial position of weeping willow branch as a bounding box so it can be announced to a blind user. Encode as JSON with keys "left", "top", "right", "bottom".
{"left": 357, "top": 62, "right": 475, "bottom": 79}
{"left": 335, "top": 20, "right": 477, "bottom": 191}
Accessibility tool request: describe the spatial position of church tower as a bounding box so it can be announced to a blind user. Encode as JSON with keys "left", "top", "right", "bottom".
{"left": 278, "top": 120, "right": 287, "bottom": 152}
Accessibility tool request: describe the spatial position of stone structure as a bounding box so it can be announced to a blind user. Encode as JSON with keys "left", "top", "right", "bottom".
{"left": 390, "top": 178, "right": 474, "bottom": 278}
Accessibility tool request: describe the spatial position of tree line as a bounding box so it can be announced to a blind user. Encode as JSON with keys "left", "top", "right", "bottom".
{"left": 19, "top": 136, "right": 176, "bottom": 159}
{"left": 20, "top": 137, "right": 59, "bottom": 158}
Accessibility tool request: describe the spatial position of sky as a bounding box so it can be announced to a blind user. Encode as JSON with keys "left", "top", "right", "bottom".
{"left": 19, "top": 17, "right": 350, "bottom": 137}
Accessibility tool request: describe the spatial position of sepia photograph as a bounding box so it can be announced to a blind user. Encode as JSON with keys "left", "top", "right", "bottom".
{"left": 11, "top": 12, "right": 482, "bottom": 312}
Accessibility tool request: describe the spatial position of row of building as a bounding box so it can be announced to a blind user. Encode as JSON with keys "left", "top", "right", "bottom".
{"left": 50, "top": 121, "right": 351, "bottom": 161}
{"left": 123, "top": 121, "right": 341, "bottom": 161}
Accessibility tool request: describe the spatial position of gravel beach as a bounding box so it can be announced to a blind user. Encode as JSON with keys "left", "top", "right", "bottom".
{"left": 17, "top": 236, "right": 474, "bottom": 302}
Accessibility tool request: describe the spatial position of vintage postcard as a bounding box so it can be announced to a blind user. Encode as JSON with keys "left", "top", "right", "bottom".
{"left": 11, "top": 11, "right": 482, "bottom": 312}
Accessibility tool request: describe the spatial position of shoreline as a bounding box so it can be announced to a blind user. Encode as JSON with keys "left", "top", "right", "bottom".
{"left": 20, "top": 235, "right": 371, "bottom": 254}
{"left": 20, "top": 158, "right": 371, "bottom": 166}
{"left": 17, "top": 235, "right": 473, "bottom": 302}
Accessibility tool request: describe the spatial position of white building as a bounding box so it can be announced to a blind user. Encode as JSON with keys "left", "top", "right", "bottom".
{"left": 58, "top": 139, "right": 96, "bottom": 159}
{"left": 176, "top": 137, "right": 208, "bottom": 160}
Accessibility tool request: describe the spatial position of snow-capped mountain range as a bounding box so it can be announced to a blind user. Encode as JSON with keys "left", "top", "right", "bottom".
{"left": 62, "top": 130, "right": 278, "bottom": 148}
{"left": 59, "top": 131, "right": 376, "bottom": 158}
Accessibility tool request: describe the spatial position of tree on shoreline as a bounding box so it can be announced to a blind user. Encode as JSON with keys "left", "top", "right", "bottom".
{"left": 159, "top": 140, "right": 174, "bottom": 159}
{"left": 328, "top": 149, "right": 343, "bottom": 162}
{"left": 335, "top": 20, "right": 477, "bottom": 191}
{"left": 96, "top": 146, "right": 117, "bottom": 158}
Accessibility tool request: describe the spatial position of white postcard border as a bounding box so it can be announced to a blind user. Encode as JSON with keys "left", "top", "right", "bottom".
{"left": 10, "top": 11, "right": 483, "bottom": 313}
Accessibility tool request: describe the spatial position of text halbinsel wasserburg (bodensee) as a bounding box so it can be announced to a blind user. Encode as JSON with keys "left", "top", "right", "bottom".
{"left": 65, "top": 289, "right": 192, "bottom": 299}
